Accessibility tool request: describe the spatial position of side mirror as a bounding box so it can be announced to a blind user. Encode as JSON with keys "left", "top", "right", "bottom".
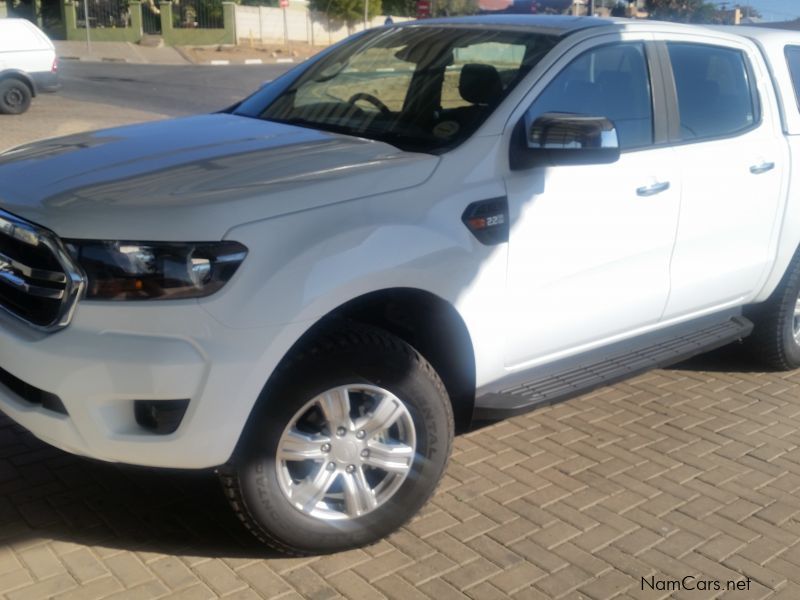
{"left": 511, "top": 112, "right": 621, "bottom": 169}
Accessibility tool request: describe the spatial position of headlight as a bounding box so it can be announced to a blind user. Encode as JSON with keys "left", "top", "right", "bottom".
{"left": 65, "top": 240, "right": 248, "bottom": 300}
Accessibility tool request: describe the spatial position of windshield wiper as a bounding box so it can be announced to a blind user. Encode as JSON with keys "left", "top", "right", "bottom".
{"left": 268, "top": 117, "right": 363, "bottom": 139}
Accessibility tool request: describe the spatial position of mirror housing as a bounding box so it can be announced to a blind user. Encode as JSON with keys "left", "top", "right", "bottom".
{"left": 510, "top": 112, "right": 621, "bottom": 170}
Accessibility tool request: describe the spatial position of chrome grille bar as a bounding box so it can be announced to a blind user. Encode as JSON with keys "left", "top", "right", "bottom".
{"left": 0, "top": 208, "right": 85, "bottom": 331}
{"left": 0, "top": 250, "right": 68, "bottom": 284}
{"left": 0, "top": 270, "right": 66, "bottom": 299}
{"left": 0, "top": 215, "right": 40, "bottom": 246}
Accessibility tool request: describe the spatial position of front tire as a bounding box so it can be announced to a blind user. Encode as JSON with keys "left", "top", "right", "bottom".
{"left": 745, "top": 247, "right": 800, "bottom": 370}
{"left": 0, "top": 79, "right": 32, "bottom": 115}
{"left": 220, "top": 324, "right": 454, "bottom": 555}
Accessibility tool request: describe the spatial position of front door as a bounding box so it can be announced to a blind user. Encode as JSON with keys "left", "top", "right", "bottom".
{"left": 504, "top": 40, "right": 681, "bottom": 368}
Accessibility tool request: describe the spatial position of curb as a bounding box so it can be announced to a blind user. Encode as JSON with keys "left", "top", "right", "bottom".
{"left": 60, "top": 54, "right": 300, "bottom": 66}
{"left": 59, "top": 56, "right": 131, "bottom": 63}
{"left": 203, "top": 57, "right": 296, "bottom": 65}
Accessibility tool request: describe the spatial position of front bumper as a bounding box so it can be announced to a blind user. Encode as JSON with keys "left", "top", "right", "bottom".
{"left": 0, "top": 300, "right": 293, "bottom": 469}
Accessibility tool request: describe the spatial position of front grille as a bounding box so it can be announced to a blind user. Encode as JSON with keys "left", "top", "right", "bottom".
{"left": 0, "top": 209, "right": 85, "bottom": 331}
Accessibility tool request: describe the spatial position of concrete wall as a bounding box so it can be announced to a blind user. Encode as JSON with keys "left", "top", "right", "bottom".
{"left": 64, "top": 0, "right": 143, "bottom": 43}
{"left": 234, "top": 4, "right": 410, "bottom": 46}
{"left": 160, "top": 1, "right": 235, "bottom": 46}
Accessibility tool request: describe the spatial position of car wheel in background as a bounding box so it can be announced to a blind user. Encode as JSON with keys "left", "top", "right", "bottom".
{"left": 0, "top": 79, "right": 32, "bottom": 115}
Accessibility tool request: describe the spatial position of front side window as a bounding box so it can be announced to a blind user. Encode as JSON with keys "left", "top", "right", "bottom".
{"left": 240, "top": 27, "right": 558, "bottom": 153}
{"left": 668, "top": 43, "right": 758, "bottom": 141}
{"left": 525, "top": 42, "right": 654, "bottom": 150}
{"left": 786, "top": 45, "right": 800, "bottom": 110}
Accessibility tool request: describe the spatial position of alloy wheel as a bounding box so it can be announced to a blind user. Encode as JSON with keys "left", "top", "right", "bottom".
{"left": 275, "top": 384, "right": 416, "bottom": 521}
{"left": 793, "top": 292, "right": 800, "bottom": 345}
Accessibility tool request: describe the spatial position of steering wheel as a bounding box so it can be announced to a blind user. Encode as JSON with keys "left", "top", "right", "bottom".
{"left": 347, "top": 92, "right": 392, "bottom": 118}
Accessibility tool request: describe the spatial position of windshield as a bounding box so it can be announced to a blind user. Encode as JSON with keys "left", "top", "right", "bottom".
{"left": 239, "top": 26, "right": 557, "bottom": 153}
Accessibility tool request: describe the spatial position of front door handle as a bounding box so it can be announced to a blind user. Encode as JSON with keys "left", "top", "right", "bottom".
{"left": 750, "top": 161, "right": 776, "bottom": 175}
{"left": 636, "top": 181, "right": 670, "bottom": 197}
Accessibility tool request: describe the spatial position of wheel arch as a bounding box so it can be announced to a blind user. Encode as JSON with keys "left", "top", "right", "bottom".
{"left": 0, "top": 70, "right": 36, "bottom": 97}
{"left": 247, "top": 287, "right": 477, "bottom": 436}
{"left": 328, "top": 288, "right": 477, "bottom": 433}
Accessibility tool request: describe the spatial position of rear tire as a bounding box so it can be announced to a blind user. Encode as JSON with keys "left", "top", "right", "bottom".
{"left": 0, "top": 79, "right": 32, "bottom": 115}
{"left": 745, "top": 247, "right": 800, "bottom": 370}
{"left": 219, "top": 323, "right": 454, "bottom": 555}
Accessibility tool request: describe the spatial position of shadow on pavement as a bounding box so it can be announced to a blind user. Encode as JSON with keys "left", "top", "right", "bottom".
{"left": 0, "top": 415, "right": 281, "bottom": 558}
{"left": 670, "top": 342, "right": 772, "bottom": 374}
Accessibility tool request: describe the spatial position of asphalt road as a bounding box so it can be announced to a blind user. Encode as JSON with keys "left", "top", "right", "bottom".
{"left": 1, "top": 61, "right": 295, "bottom": 152}
{"left": 59, "top": 61, "right": 294, "bottom": 116}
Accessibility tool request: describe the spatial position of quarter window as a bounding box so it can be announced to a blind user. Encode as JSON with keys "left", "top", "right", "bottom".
{"left": 525, "top": 42, "right": 654, "bottom": 150}
{"left": 786, "top": 46, "right": 800, "bottom": 110}
{"left": 667, "top": 43, "right": 758, "bottom": 141}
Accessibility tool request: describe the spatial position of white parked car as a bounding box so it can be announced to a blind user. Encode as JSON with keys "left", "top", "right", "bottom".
{"left": 0, "top": 16, "right": 799, "bottom": 554}
{"left": 0, "top": 18, "right": 58, "bottom": 114}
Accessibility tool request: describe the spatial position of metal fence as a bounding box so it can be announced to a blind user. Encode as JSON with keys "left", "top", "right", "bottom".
{"left": 172, "top": 0, "right": 224, "bottom": 29}
{"left": 76, "top": 0, "right": 133, "bottom": 28}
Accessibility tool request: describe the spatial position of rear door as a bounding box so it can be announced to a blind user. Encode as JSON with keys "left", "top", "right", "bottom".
{"left": 658, "top": 37, "right": 788, "bottom": 319}
{"left": 0, "top": 20, "right": 53, "bottom": 74}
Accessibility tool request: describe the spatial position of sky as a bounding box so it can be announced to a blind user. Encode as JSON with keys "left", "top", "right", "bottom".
{"left": 717, "top": 0, "right": 800, "bottom": 21}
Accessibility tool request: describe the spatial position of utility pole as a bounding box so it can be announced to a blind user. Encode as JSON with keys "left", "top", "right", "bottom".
{"left": 588, "top": 0, "right": 595, "bottom": 16}
{"left": 364, "top": 0, "right": 368, "bottom": 30}
{"left": 83, "top": 0, "right": 92, "bottom": 54}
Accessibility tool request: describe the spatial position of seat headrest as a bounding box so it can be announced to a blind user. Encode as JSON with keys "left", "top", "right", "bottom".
{"left": 459, "top": 63, "right": 503, "bottom": 106}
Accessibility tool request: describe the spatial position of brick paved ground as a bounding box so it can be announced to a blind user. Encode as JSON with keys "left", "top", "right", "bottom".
{"left": 2, "top": 348, "right": 800, "bottom": 600}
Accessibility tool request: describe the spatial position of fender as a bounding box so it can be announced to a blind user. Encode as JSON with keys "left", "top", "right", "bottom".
{"left": 200, "top": 137, "right": 510, "bottom": 399}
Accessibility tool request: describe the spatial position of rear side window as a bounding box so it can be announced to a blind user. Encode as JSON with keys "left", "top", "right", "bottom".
{"left": 0, "top": 23, "right": 40, "bottom": 52}
{"left": 786, "top": 46, "right": 800, "bottom": 109}
{"left": 668, "top": 43, "right": 759, "bottom": 141}
{"left": 526, "top": 42, "right": 654, "bottom": 150}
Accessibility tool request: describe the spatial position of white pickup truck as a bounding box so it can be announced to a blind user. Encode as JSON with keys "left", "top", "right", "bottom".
{"left": 0, "top": 16, "right": 798, "bottom": 555}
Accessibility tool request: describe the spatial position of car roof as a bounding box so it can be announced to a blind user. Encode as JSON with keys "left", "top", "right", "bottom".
{"left": 397, "top": 15, "right": 758, "bottom": 39}
{"left": 395, "top": 15, "right": 619, "bottom": 36}
{"left": 716, "top": 24, "right": 800, "bottom": 44}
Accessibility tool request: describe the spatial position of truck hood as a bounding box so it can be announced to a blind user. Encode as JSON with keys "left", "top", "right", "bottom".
{"left": 0, "top": 114, "right": 439, "bottom": 240}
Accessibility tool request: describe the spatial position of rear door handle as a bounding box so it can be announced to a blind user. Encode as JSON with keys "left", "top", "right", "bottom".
{"left": 636, "top": 181, "right": 670, "bottom": 197}
{"left": 750, "top": 162, "right": 775, "bottom": 175}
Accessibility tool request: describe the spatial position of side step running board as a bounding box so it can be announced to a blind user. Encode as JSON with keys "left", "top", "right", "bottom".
{"left": 474, "top": 312, "right": 753, "bottom": 421}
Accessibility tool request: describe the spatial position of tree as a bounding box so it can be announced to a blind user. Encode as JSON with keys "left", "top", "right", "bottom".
{"left": 610, "top": 1, "right": 628, "bottom": 17}
{"left": 646, "top": 0, "right": 723, "bottom": 23}
{"left": 382, "top": 0, "right": 416, "bottom": 17}
{"left": 435, "top": 0, "right": 478, "bottom": 16}
{"left": 309, "top": 0, "right": 382, "bottom": 27}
